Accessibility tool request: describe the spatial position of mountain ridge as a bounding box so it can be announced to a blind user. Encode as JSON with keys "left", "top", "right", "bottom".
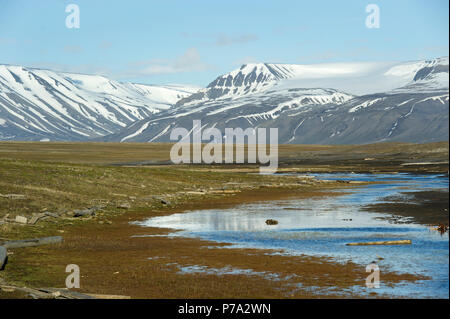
{"left": 0, "top": 64, "right": 199, "bottom": 141}
{"left": 102, "top": 56, "right": 448, "bottom": 144}
{"left": 0, "top": 57, "right": 448, "bottom": 144}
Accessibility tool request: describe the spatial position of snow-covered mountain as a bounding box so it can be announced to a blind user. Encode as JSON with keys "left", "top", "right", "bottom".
{"left": 177, "top": 57, "right": 449, "bottom": 107}
{"left": 103, "top": 57, "right": 449, "bottom": 144}
{"left": 0, "top": 65, "right": 199, "bottom": 141}
{"left": 1, "top": 57, "right": 448, "bottom": 144}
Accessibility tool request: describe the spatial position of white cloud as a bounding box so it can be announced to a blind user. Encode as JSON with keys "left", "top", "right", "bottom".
{"left": 10, "top": 48, "right": 213, "bottom": 80}
{"left": 127, "top": 48, "right": 213, "bottom": 76}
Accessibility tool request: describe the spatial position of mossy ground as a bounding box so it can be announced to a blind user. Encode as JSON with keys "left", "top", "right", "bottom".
{"left": 0, "top": 141, "right": 447, "bottom": 298}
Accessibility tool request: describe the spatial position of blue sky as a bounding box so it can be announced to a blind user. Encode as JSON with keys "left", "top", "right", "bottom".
{"left": 0, "top": 0, "right": 448, "bottom": 86}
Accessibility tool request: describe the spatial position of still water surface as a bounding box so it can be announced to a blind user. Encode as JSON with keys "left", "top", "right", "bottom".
{"left": 138, "top": 173, "right": 449, "bottom": 298}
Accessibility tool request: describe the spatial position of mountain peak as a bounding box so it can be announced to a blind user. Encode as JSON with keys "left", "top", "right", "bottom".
{"left": 236, "top": 63, "right": 306, "bottom": 81}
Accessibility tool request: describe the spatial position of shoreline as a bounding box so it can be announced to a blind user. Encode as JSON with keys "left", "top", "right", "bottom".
{"left": 0, "top": 141, "right": 448, "bottom": 299}
{"left": 0, "top": 182, "right": 431, "bottom": 299}
{"left": 365, "top": 190, "right": 449, "bottom": 227}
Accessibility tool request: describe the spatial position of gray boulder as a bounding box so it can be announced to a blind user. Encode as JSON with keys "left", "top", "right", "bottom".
{"left": 0, "top": 246, "right": 7, "bottom": 270}
{"left": 73, "top": 208, "right": 96, "bottom": 217}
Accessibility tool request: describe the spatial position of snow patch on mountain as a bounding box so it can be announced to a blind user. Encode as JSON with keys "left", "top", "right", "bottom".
{"left": 349, "top": 98, "right": 385, "bottom": 113}
{"left": 103, "top": 57, "right": 448, "bottom": 145}
{"left": 121, "top": 121, "right": 150, "bottom": 142}
{"left": 176, "top": 58, "right": 448, "bottom": 110}
{"left": 0, "top": 64, "right": 199, "bottom": 140}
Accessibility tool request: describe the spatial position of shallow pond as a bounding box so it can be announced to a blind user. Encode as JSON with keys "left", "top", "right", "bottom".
{"left": 137, "top": 173, "right": 449, "bottom": 298}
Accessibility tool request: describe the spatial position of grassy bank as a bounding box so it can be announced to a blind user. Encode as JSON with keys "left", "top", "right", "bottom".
{"left": 0, "top": 141, "right": 447, "bottom": 298}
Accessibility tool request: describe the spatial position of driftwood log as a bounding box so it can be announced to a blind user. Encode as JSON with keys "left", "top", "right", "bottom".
{"left": 346, "top": 240, "right": 412, "bottom": 246}
{"left": 0, "top": 285, "right": 95, "bottom": 299}
{"left": 2, "top": 236, "right": 63, "bottom": 249}
{"left": 28, "top": 213, "right": 47, "bottom": 225}
{"left": 38, "top": 287, "right": 96, "bottom": 299}
{"left": 0, "top": 285, "right": 130, "bottom": 299}
{"left": 85, "top": 293, "right": 131, "bottom": 299}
